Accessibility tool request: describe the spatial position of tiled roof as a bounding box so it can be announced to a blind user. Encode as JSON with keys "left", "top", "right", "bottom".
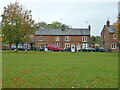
{"left": 35, "top": 28, "right": 90, "bottom": 35}
{"left": 105, "top": 25, "right": 116, "bottom": 33}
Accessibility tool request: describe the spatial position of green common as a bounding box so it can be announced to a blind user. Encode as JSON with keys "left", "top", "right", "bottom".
{"left": 2, "top": 51, "right": 118, "bottom": 88}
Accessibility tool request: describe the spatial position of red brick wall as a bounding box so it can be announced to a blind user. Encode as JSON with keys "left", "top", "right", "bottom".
{"left": 34, "top": 35, "right": 90, "bottom": 50}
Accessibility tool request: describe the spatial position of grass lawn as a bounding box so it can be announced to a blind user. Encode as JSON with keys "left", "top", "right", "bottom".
{"left": 2, "top": 51, "right": 118, "bottom": 88}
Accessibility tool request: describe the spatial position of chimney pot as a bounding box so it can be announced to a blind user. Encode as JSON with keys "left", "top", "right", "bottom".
{"left": 88, "top": 25, "right": 90, "bottom": 31}
{"left": 62, "top": 24, "right": 65, "bottom": 31}
{"left": 107, "top": 19, "right": 110, "bottom": 27}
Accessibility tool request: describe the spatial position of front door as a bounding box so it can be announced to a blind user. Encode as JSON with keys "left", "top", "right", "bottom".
{"left": 71, "top": 44, "right": 75, "bottom": 52}
{"left": 77, "top": 44, "right": 80, "bottom": 51}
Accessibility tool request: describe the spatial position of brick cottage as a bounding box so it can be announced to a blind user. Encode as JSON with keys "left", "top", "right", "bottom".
{"left": 101, "top": 19, "right": 120, "bottom": 52}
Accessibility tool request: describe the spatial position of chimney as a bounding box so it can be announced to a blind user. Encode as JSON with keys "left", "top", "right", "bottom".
{"left": 107, "top": 19, "right": 110, "bottom": 27}
{"left": 88, "top": 25, "right": 90, "bottom": 31}
{"left": 62, "top": 24, "right": 65, "bottom": 31}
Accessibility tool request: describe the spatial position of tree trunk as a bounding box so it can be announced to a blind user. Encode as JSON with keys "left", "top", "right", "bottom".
{"left": 9, "top": 43, "right": 12, "bottom": 50}
{"left": 93, "top": 43, "right": 95, "bottom": 48}
{"left": 15, "top": 43, "right": 18, "bottom": 52}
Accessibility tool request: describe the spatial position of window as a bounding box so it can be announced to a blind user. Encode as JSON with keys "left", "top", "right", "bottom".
{"left": 82, "top": 36, "right": 87, "bottom": 42}
{"left": 55, "top": 46, "right": 58, "bottom": 48}
{"left": 111, "top": 44, "right": 116, "bottom": 49}
{"left": 18, "top": 44, "right": 22, "bottom": 46}
{"left": 2, "top": 43, "right": 4, "bottom": 46}
{"left": 65, "top": 36, "right": 69, "bottom": 41}
{"left": 82, "top": 43, "right": 88, "bottom": 49}
{"left": 65, "top": 43, "right": 70, "bottom": 48}
{"left": 39, "top": 36, "right": 43, "bottom": 41}
{"left": 56, "top": 36, "right": 59, "bottom": 41}
{"left": 113, "top": 34, "right": 117, "bottom": 39}
{"left": 5, "top": 44, "right": 7, "bottom": 46}
{"left": 56, "top": 44, "right": 60, "bottom": 48}
{"left": 38, "top": 44, "right": 43, "bottom": 48}
{"left": 45, "top": 44, "right": 48, "bottom": 48}
{"left": 24, "top": 44, "right": 30, "bottom": 48}
{"left": 12, "top": 44, "right": 15, "bottom": 47}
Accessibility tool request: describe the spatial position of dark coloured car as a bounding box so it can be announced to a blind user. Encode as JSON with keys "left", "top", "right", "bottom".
{"left": 99, "top": 47, "right": 105, "bottom": 52}
{"left": 48, "top": 45, "right": 63, "bottom": 51}
{"left": 12, "top": 46, "right": 30, "bottom": 51}
{"left": 79, "top": 47, "right": 95, "bottom": 52}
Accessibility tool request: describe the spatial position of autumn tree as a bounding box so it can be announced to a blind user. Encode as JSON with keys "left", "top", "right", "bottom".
{"left": 113, "top": 13, "right": 120, "bottom": 41}
{"left": 1, "top": 2, "right": 35, "bottom": 52}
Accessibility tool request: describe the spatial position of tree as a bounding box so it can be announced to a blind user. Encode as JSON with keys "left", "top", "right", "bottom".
{"left": 47, "top": 21, "right": 62, "bottom": 29}
{"left": 95, "top": 36, "right": 100, "bottom": 44}
{"left": 90, "top": 36, "right": 96, "bottom": 48}
{"left": 1, "top": 2, "right": 35, "bottom": 52}
{"left": 47, "top": 21, "right": 71, "bottom": 29}
{"left": 113, "top": 13, "right": 120, "bottom": 41}
{"left": 0, "top": 22, "right": 1, "bottom": 35}
{"left": 90, "top": 36, "right": 100, "bottom": 48}
{"left": 35, "top": 21, "right": 71, "bottom": 30}
{"left": 35, "top": 21, "right": 47, "bottom": 29}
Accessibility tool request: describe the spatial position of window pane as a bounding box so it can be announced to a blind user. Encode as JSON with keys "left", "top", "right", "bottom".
{"left": 56, "top": 36, "right": 59, "bottom": 41}
{"left": 45, "top": 44, "right": 48, "bottom": 48}
{"left": 39, "top": 36, "right": 43, "bottom": 41}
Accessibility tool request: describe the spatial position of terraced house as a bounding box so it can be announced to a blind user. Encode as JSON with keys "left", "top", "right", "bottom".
{"left": 34, "top": 25, "right": 91, "bottom": 51}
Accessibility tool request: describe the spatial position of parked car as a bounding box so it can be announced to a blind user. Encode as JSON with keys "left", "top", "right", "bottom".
{"left": 48, "top": 45, "right": 63, "bottom": 51}
{"left": 12, "top": 46, "right": 30, "bottom": 51}
{"left": 99, "top": 47, "right": 105, "bottom": 52}
{"left": 95, "top": 48, "right": 99, "bottom": 52}
{"left": 79, "top": 47, "right": 95, "bottom": 52}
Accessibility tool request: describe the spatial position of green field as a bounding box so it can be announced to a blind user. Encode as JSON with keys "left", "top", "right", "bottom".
{"left": 2, "top": 51, "right": 118, "bottom": 88}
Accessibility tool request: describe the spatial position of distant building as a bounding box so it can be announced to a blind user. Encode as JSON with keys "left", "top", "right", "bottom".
{"left": 100, "top": 19, "right": 119, "bottom": 52}
{"left": 34, "top": 25, "right": 91, "bottom": 51}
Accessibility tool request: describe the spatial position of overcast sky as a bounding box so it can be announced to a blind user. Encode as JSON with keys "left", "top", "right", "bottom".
{"left": 0, "top": 0, "right": 119, "bottom": 36}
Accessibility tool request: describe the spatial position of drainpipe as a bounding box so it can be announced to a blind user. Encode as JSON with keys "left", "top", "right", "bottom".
{"left": 62, "top": 35, "right": 63, "bottom": 48}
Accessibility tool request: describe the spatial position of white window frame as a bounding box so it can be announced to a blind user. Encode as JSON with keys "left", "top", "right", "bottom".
{"left": 82, "top": 43, "right": 88, "bottom": 49}
{"left": 45, "top": 44, "right": 48, "bottom": 48}
{"left": 12, "top": 44, "right": 16, "bottom": 47}
{"left": 82, "top": 36, "right": 87, "bottom": 42}
{"left": 38, "top": 43, "right": 43, "bottom": 48}
{"left": 111, "top": 44, "right": 116, "bottom": 49}
{"left": 24, "top": 44, "right": 30, "bottom": 48}
{"left": 113, "top": 34, "right": 117, "bottom": 39}
{"left": 56, "top": 43, "right": 60, "bottom": 48}
{"left": 39, "top": 36, "right": 43, "bottom": 41}
{"left": 65, "top": 36, "right": 69, "bottom": 41}
{"left": 56, "top": 36, "right": 59, "bottom": 41}
{"left": 65, "top": 43, "right": 70, "bottom": 48}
